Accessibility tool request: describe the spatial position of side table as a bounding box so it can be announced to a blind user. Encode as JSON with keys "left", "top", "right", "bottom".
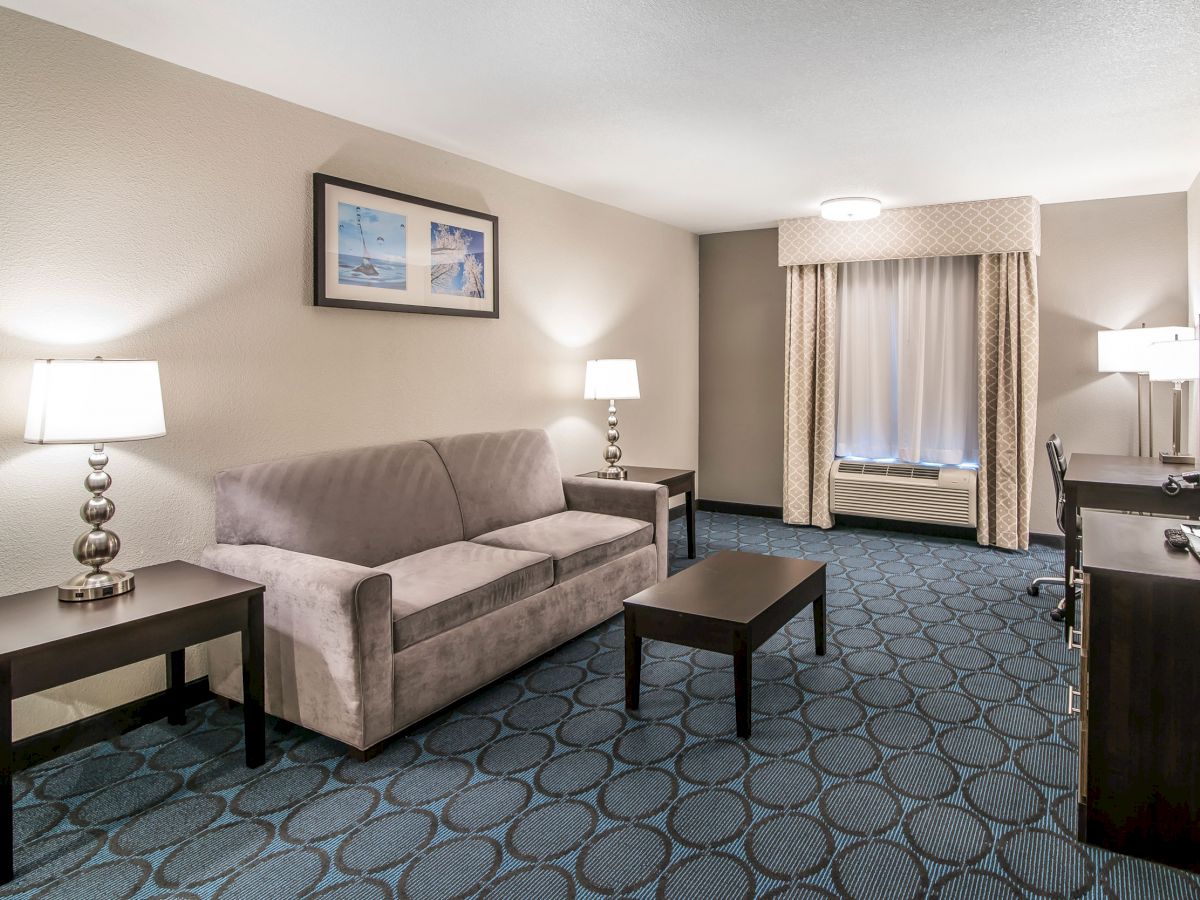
{"left": 0, "top": 560, "right": 265, "bottom": 884}
{"left": 578, "top": 466, "right": 696, "bottom": 559}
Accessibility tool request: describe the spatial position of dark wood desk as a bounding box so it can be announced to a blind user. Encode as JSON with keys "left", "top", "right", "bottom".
{"left": 0, "top": 561, "right": 265, "bottom": 884}
{"left": 1077, "top": 511, "right": 1200, "bottom": 872}
{"left": 1061, "top": 453, "right": 1200, "bottom": 637}
{"left": 624, "top": 551, "right": 825, "bottom": 738}
{"left": 578, "top": 466, "right": 696, "bottom": 559}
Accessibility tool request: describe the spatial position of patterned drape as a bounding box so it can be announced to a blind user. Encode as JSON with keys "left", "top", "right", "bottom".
{"left": 976, "top": 252, "right": 1039, "bottom": 549}
{"left": 783, "top": 264, "right": 838, "bottom": 528}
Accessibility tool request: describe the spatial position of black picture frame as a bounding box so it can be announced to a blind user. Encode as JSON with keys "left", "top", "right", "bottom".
{"left": 313, "top": 172, "right": 499, "bottom": 318}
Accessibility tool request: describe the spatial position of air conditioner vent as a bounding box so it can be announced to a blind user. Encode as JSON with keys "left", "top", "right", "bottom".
{"left": 829, "top": 459, "right": 977, "bottom": 528}
{"left": 834, "top": 461, "right": 943, "bottom": 480}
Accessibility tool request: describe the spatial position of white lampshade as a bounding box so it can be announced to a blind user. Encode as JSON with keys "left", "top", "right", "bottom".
{"left": 1097, "top": 326, "right": 1194, "bottom": 373}
{"left": 820, "top": 197, "right": 882, "bottom": 221}
{"left": 1148, "top": 338, "right": 1200, "bottom": 384}
{"left": 584, "top": 359, "right": 640, "bottom": 400}
{"left": 25, "top": 358, "right": 166, "bottom": 444}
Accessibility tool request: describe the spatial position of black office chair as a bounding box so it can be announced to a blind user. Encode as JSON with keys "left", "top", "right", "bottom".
{"left": 1027, "top": 434, "right": 1073, "bottom": 622}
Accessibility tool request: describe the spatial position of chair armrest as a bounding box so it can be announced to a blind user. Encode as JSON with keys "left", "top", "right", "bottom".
{"left": 200, "top": 543, "right": 394, "bottom": 749}
{"left": 562, "top": 477, "right": 669, "bottom": 582}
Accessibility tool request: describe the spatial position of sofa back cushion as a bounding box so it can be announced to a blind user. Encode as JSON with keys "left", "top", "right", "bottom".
{"left": 215, "top": 441, "right": 464, "bottom": 567}
{"left": 428, "top": 428, "right": 567, "bottom": 538}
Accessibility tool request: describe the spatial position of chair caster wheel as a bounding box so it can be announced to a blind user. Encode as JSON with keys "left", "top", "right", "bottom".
{"left": 1026, "top": 585, "right": 1039, "bottom": 597}
{"left": 1049, "top": 607, "right": 1066, "bottom": 623}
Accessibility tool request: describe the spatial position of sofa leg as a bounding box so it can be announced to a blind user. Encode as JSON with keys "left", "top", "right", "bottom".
{"left": 350, "top": 742, "right": 384, "bottom": 763}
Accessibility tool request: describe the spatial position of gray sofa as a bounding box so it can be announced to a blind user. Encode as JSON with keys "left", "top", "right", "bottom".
{"left": 200, "top": 428, "right": 667, "bottom": 755}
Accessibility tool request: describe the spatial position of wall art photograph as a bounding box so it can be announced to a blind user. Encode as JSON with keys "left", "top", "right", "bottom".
{"left": 430, "top": 222, "right": 485, "bottom": 297}
{"left": 314, "top": 173, "right": 498, "bottom": 317}
{"left": 338, "top": 202, "right": 407, "bottom": 289}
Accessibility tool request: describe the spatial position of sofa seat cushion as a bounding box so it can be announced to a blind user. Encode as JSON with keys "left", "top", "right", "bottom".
{"left": 377, "top": 542, "right": 553, "bottom": 651}
{"left": 474, "top": 510, "right": 653, "bottom": 584}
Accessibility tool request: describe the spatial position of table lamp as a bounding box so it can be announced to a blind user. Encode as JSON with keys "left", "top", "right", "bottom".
{"left": 1148, "top": 337, "right": 1199, "bottom": 465}
{"left": 1097, "top": 324, "right": 1193, "bottom": 456}
{"left": 24, "top": 358, "right": 166, "bottom": 601}
{"left": 584, "top": 359, "right": 639, "bottom": 479}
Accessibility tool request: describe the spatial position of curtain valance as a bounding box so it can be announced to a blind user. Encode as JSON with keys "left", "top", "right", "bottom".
{"left": 778, "top": 196, "right": 1040, "bottom": 266}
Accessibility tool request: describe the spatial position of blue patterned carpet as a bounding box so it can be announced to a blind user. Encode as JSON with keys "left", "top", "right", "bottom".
{"left": 8, "top": 512, "right": 1200, "bottom": 899}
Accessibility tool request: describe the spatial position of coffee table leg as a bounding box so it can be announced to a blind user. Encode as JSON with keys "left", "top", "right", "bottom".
{"left": 1, "top": 660, "right": 12, "bottom": 884}
{"left": 814, "top": 593, "right": 827, "bottom": 656}
{"left": 734, "top": 634, "right": 751, "bottom": 738}
{"left": 624, "top": 610, "right": 641, "bottom": 711}
{"left": 166, "top": 649, "right": 187, "bottom": 726}
{"left": 242, "top": 591, "right": 266, "bottom": 768}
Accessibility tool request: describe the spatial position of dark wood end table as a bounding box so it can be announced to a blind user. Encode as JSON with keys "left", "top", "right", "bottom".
{"left": 624, "top": 550, "right": 825, "bottom": 738}
{"left": 578, "top": 466, "right": 696, "bottom": 558}
{"left": 0, "top": 560, "right": 265, "bottom": 884}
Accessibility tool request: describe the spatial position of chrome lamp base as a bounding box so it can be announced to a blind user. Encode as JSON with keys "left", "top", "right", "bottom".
{"left": 58, "top": 443, "right": 134, "bottom": 603}
{"left": 1160, "top": 451, "right": 1196, "bottom": 466}
{"left": 1159, "top": 383, "right": 1195, "bottom": 466}
{"left": 59, "top": 569, "right": 135, "bottom": 602}
{"left": 598, "top": 400, "right": 628, "bottom": 479}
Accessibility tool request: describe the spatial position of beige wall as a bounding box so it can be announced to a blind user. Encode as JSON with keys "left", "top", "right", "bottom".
{"left": 697, "top": 194, "right": 1190, "bottom": 536}
{"left": 0, "top": 10, "right": 699, "bottom": 741}
{"left": 1035, "top": 193, "right": 1189, "bottom": 534}
{"left": 699, "top": 229, "right": 786, "bottom": 506}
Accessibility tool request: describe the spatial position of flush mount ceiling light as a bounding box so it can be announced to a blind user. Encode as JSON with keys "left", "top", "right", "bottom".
{"left": 820, "top": 197, "right": 882, "bottom": 221}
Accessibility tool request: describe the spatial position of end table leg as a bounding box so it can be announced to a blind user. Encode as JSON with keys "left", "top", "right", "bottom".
{"left": 685, "top": 489, "right": 696, "bottom": 559}
{"left": 814, "top": 593, "right": 827, "bottom": 656}
{"left": 734, "top": 635, "right": 751, "bottom": 738}
{"left": 242, "top": 592, "right": 265, "bottom": 768}
{"left": 624, "top": 611, "right": 642, "bottom": 711}
{"left": 166, "top": 649, "right": 186, "bottom": 726}
{"left": 2, "top": 660, "right": 12, "bottom": 884}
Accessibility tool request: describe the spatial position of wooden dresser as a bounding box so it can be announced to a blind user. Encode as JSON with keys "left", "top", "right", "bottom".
{"left": 1077, "top": 510, "right": 1200, "bottom": 872}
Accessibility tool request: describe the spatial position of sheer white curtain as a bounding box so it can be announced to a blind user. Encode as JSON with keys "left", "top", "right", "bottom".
{"left": 836, "top": 255, "right": 979, "bottom": 465}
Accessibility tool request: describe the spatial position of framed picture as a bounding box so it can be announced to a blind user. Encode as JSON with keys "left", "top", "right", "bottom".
{"left": 313, "top": 173, "right": 499, "bottom": 317}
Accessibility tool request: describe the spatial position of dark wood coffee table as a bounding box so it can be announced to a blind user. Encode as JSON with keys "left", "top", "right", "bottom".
{"left": 0, "top": 561, "right": 265, "bottom": 884}
{"left": 624, "top": 550, "right": 825, "bottom": 738}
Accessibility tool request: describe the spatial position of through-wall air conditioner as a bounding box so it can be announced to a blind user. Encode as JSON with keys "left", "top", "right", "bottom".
{"left": 829, "top": 459, "right": 977, "bottom": 528}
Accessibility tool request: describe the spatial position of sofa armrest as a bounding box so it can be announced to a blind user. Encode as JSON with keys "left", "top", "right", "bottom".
{"left": 200, "top": 543, "right": 394, "bottom": 749}
{"left": 562, "top": 476, "right": 669, "bottom": 582}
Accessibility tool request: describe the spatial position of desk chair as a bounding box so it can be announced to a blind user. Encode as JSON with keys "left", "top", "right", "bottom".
{"left": 1028, "top": 434, "right": 1074, "bottom": 621}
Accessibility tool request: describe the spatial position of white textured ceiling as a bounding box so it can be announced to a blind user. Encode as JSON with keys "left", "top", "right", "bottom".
{"left": 6, "top": 0, "right": 1200, "bottom": 233}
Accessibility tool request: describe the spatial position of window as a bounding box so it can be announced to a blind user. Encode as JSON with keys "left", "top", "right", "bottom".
{"left": 835, "top": 255, "right": 978, "bottom": 466}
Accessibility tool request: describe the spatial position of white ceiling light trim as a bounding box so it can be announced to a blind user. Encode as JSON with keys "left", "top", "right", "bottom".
{"left": 820, "top": 198, "right": 882, "bottom": 222}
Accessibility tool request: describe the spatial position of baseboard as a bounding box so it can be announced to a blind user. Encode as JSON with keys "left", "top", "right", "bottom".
{"left": 668, "top": 504, "right": 686, "bottom": 521}
{"left": 834, "top": 514, "right": 977, "bottom": 542}
{"left": 1029, "top": 531, "right": 1065, "bottom": 550}
{"left": 698, "top": 500, "right": 1061, "bottom": 550}
{"left": 14, "top": 676, "right": 212, "bottom": 771}
{"left": 698, "top": 499, "right": 784, "bottom": 519}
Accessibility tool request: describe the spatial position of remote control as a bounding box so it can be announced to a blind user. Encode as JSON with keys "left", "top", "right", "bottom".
{"left": 1165, "top": 528, "right": 1190, "bottom": 551}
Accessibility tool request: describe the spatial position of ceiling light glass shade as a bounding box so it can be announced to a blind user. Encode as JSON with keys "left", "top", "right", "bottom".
{"left": 25, "top": 358, "right": 166, "bottom": 443}
{"left": 1097, "top": 326, "right": 1194, "bottom": 373}
{"left": 1148, "top": 338, "right": 1200, "bottom": 383}
{"left": 584, "top": 359, "right": 640, "bottom": 400}
{"left": 820, "top": 197, "right": 882, "bottom": 221}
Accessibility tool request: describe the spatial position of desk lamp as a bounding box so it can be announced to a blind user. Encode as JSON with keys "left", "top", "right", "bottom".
{"left": 24, "top": 358, "right": 166, "bottom": 601}
{"left": 584, "top": 359, "right": 640, "bottom": 479}
{"left": 1149, "top": 337, "right": 1199, "bottom": 465}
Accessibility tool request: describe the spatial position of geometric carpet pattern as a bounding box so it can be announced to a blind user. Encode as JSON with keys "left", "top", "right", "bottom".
{"left": 8, "top": 512, "right": 1200, "bottom": 899}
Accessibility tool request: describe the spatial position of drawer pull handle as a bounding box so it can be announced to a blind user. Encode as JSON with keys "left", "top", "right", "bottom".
{"left": 1068, "top": 686, "right": 1081, "bottom": 715}
{"left": 1069, "top": 627, "right": 1083, "bottom": 651}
